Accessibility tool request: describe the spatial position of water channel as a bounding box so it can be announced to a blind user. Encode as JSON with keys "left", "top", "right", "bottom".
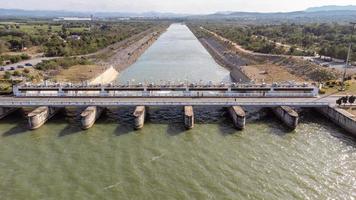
{"left": 0, "top": 24, "right": 355, "bottom": 200}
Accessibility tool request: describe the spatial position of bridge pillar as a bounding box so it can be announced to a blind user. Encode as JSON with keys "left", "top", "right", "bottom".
{"left": 27, "top": 107, "right": 61, "bottom": 130}
{"left": 80, "top": 106, "right": 104, "bottom": 130}
{"left": 133, "top": 106, "right": 146, "bottom": 130}
{"left": 184, "top": 106, "right": 194, "bottom": 129}
{"left": 0, "top": 107, "right": 18, "bottom": 119}
{"left": 272, "top": 106, "right": 299, "bottom": 130}
{"left": 228, "top": 106, "right": 246, "bottom": 130}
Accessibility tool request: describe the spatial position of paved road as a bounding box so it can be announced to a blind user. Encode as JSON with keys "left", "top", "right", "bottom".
{"left": 0, "top": 57, "right": 57, "bottom": 71}
{"left": 0, "top": 96, "right": 337, "bottom": 107}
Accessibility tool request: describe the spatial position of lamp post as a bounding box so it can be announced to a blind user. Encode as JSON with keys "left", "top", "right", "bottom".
{"left": 341, "top": 22, "right": 356, "bottom": 91}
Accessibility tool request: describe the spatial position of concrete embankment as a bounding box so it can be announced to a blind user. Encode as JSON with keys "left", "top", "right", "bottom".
{"left": 27, "top": 107, "right": 61, "bottom": 130}
{"left": 95, "top": 26, "right": 168, "bottom": 73}
{"left": 81, "top": 106, "right": 104, "bottom": 130}
{"left": 89, "top": 66, "right": 119, "bottom": 85}
{"left": 198, "top": 37, "right": 251, "bottom": 83}
{"left": 272, "top": 106, "right": 299, "bottom": 130}
{"left": 317, "top": 106, "right": 356, "bottom": 136}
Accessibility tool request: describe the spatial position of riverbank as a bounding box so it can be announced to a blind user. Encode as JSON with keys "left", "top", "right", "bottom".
{"left": 192, "top": 25, "right": 341, "bottom": 83}
{"left": 92, "top": 25, "right": 168, "bottom": 72}
{"left": 89, "top": 66, "right": 119, "bottom": 84}
{"left": 29, "top": 24, "right": 168, "bottom": 84}
{"left": 53, "top": 65, "right": 118, "bottom": 84}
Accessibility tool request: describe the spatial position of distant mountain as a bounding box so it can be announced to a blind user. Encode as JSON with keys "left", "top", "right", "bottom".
{"left": 192, "top": 10, "right": 356, "bottom": 24}
{"left": 306, "top": 5, "right": 356, "bottom": 12}
{"left": 0, "top": 8, "right": 187, "bottom": 18}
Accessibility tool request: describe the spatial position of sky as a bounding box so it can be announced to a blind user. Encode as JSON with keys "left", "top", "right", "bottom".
{"left": 0, "top": 0, "right": 355, "bottom": 14}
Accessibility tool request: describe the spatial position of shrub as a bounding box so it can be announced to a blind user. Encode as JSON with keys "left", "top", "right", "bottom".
{"left": 319, "top": 88, "right": 326, "bottom": 94}
{"left": 35, "top": 57, "right": 93, "bottom": 71}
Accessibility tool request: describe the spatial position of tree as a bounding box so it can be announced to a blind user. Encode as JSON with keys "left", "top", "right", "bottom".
{"left": 349, "top": 96, "right": 355, "bottom": 105}
{"left": 4, "top": 71, "right": 11, "bottom": 79}
{"left": 336, "top": 98, "right": 342, "bottom": 106}
{"left": 342, "top": 96, "right": 348, "bottom": 106}
{"left": 0, "top": 39, "right": 9, "bottom": 54}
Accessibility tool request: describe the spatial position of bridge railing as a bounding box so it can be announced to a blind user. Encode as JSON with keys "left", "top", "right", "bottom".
{"left": 14, "top": 92, "right": 316, "bottom": 98}
{"left": 0, "top": 100, "right": 330, "bottom": 107}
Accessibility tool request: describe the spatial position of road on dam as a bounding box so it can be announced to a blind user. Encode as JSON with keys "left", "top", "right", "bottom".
{"left": 0, "top": 96, "right": 337, "bottom": 107}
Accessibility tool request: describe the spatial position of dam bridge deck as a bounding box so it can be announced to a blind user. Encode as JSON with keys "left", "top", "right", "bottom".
{"left": 0, "top": 97, "right": 333, "bottom": 107}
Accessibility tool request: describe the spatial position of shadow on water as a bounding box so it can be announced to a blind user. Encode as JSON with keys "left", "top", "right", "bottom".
{"left": 2, "top": 123, "right": 28, "bottom": 137}
{"left": 217, "top": 111, "right": 238, "bottom": 136}
{"left": 114, "top": 125, "right": 134, "bottom": 136}
{"left": 58, "top": 124, "right": 83, "bottom": 137}
{"left": 166, "top": 123, "right": 186, "bottom": 136}
{"left": 249, "top": 108, "right": 294, "bottom": 136}
{"left": 1, "top": 111, "right": 29, "bottom": 137}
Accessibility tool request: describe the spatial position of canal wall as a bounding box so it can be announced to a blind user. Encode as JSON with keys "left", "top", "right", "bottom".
{"left": 272, "top": 106, "right": 299, "bottom": 130}
{"left": 89, "top": 66, "right": 119, "bottom": 85}
{"left": 198, "top": 37, "right": 251, "bottom": 83}
{"left": 230, "top": 67, "right": 251, "bottom": 83}
{"left": 317, "top": 106, "right": 356, "bottom": 136}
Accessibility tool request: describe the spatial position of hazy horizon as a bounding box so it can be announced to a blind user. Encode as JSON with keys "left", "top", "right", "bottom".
{"left": 0, "top": 0, "right": 355, "bottom": 14}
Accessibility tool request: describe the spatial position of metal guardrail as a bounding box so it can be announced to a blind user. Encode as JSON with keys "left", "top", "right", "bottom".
{"left": 14, "top": 92, "right": 316, "bottom": 98}
{"left": 0, "top": 101, "right": 330, "bottom": 107}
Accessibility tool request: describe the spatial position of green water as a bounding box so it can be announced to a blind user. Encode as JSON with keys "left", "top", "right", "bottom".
{"left": 0, "top": 23, "right": 355, "bottom": 199}
{"left": 117, "top": 24, "right": 231, "bottom": 83}
{"left": 0, "top": 111, "right": 355, "bottom": 199}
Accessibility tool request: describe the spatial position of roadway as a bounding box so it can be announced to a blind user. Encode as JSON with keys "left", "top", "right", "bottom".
{"left": 0, "top": 96, "right": 337, "bottom": 107}
{"left": 0, "top": 57, "right": 57, "bottom": 71}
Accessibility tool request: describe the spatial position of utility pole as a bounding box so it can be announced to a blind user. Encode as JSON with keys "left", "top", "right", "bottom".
{"left": 341, "top": 22, "right": 356, "bottom": 91}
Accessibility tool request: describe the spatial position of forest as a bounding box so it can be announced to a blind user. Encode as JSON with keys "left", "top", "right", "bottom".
{"left": 197, "top": 22, "right": 356, "bottom": 61}
{"left": 0, "top": 21, "right": 157, "bottom": 57}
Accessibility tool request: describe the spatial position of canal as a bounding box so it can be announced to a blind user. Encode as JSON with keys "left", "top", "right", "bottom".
{"left": 117, "top": 24, "right": 231, "bottom": 83}
{"left": 0, "top": 24, "right": 355, "bottom": 199}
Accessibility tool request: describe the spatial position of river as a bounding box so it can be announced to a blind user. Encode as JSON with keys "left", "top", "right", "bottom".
{"left": 0, "top": 24, "right": 355, "bottom": 200}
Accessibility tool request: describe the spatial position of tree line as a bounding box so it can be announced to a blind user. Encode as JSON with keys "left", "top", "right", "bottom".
{"left": 0, "top": 21, "right": 158, "bottom": 57}
{"left": 336, "top": 96, "right": 356, "bottom": 106}
{"left": 196, "top": 22, "right": 355, "bottom": 60}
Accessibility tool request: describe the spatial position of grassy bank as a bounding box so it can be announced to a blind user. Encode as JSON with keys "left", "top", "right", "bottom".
{"left": 0, "top": 20, "right": 160, "bottom": 57}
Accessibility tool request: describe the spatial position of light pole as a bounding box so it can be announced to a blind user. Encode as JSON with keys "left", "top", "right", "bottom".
{"left": 341, "top": 22, "right": 356, "bottom": 91}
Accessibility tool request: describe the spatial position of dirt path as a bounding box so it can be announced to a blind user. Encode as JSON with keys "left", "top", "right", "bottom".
{"left": 198, "top": 26, "right": 341, "bottom": 82}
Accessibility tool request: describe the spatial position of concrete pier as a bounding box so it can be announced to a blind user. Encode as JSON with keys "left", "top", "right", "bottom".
{"left": 27, "top": 107, "right": 61, "bottom": 130}
{"left": 0, "top": 107, "right": 18, "bottom": 119}
{"left": 228, "top": 106, "right": 246, "bottom": 130}
{"left": 184, "top": 106, "right": 194, "bottom": 129}
{"left": 272, "top": 106, "right": 299, "bottom": 130}
{"left": 80, "top": 106, "right": 104, "bottom": 130}
{"left": 133, "top": 106, "right": 146, "bottom": 130}
{"left": 317, "top": 106, "right": 356, "bottom": 136}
